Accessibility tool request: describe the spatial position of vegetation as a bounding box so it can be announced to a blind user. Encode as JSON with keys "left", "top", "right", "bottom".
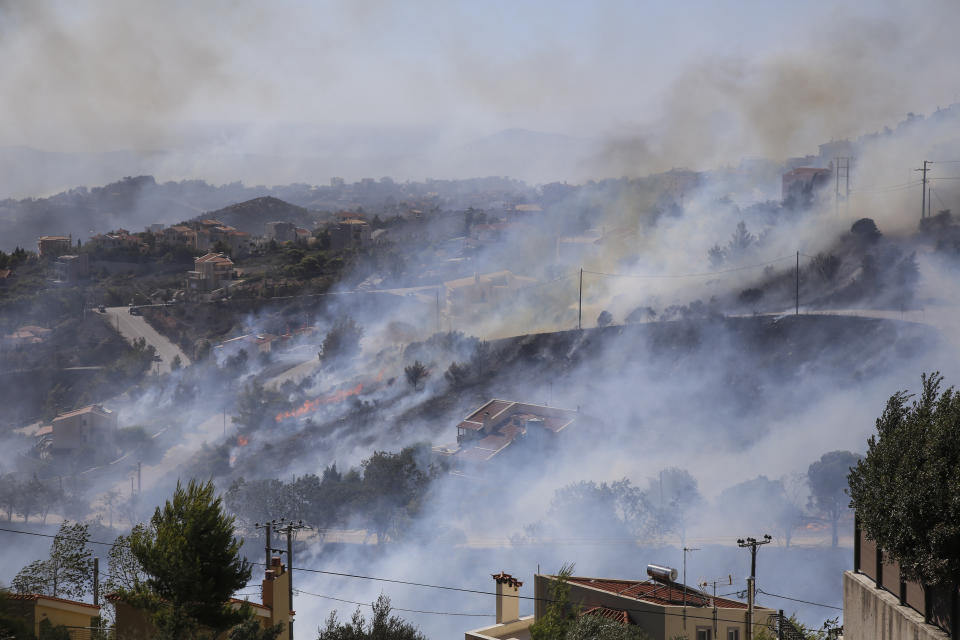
{"left": 12, "top": 521, "right": 93, "bottom": 600}
{"left": 807, "top": 450, "right": 861, "bottom": 547}
{"left": 317, "top": 594, "right": 426, "bottom": 640}
{"left": 403, "top": 360, "right": 429, "bottom": 389}
{"left": 225, "top": 445, "right": 439, "bottom": 542}
{"left": 127, "top": 479, "right": 252, "bottom": 639}
{"left": 849, "top": 372, "right": 960, "bottom": 586}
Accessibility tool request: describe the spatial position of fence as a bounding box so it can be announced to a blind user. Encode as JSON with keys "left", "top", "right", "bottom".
{"left": 854, "top": 517, "right": 959, "bottom": 637}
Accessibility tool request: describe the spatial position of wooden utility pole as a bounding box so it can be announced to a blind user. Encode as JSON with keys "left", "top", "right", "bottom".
{"left": 916, "top": 160, "right": 931, "bottom": 220}
{"left": 578, "top": 268, "right": 583, "bottom": 330}
{"left": 795, "top": 252, "right": 799, "bottom": 316}
{"left": 92, "top": 557, "right": 99, "bottom": 607}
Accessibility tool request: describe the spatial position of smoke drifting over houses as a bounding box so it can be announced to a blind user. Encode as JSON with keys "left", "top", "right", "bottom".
{"left": 1, "top": 2, "right": 960, "bottom": 639}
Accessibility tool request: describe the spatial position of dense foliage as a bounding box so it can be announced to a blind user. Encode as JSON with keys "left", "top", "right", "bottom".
{"left": 317, "top": 595, "right": 426, "bottom": 640}
{"left": 128, "top": 479, "right": 252, "bottom": 638}
{"left": 849, "top": 372, "right": 960, "bottom": 585}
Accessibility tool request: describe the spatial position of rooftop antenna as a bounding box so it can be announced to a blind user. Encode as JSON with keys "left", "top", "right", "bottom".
{"left": 682, "top": 547, "right": 700, "bottom": 630}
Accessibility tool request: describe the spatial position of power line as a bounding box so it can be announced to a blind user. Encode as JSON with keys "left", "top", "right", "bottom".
{"left": 295, "top": 589, "right": 492, "bottom": 617}
{"left": 0, "top": 526, "right": 116, "bottom": 547}
{"left": 755, "top": 589, "right": 842, "bottom": 611}
{"left": 0, "top": 527, "right": 835, "bottom": 626}
{"left": 583, "top": 255, "right": 795, "bottom": 280}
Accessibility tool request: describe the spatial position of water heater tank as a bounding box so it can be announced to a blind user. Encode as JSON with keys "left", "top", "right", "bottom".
{"left": 646, "top": 564, "right": 679, "bottom": 583}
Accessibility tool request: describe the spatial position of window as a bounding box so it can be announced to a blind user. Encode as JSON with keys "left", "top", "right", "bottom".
{"left": 696, "top": 629, "right": 712, "bottom": 640}
{"left": 727, "top": 629, "right": 740, "bottom": 640}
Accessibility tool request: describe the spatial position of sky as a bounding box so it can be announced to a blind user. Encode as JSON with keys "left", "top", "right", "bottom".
{"left": 1, "top": 0, "right": 958, "bottom": 168}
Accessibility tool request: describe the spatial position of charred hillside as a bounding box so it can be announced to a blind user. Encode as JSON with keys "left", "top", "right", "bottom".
{"left": 215, "top": 313, "right": 938, "bottom": 482}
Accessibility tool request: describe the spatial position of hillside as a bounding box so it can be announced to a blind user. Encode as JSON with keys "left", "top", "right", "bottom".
{"left": 194, "top": 196, "right": 317, "bottom": 234}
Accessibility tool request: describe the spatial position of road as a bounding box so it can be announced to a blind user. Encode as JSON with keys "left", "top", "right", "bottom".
{"left": 102, "top": 307, "right": 192, "bottom": 374}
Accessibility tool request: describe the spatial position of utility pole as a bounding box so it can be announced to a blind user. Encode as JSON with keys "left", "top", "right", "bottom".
{"left": 916, "top": 160, "right": 931, "bottom": 220}
{"left": 578, "top": 268, "right": 583, "bottom": 330}
{"left": 137, "top": 462, "right": 141, "bottom": 494}
{"left": 273, "top": 519, "right": 311, "bottom": 640}
{"left": 795, "top": 252, "right": 799, "bottom": 316}
{"left": 92, "top": 557, "right": 99, "bottom": 607}
{"left": 738, "top": 535, "right": 771, "bottom": 640}
{"left": 435, "top": 289, "right": 441, "bottom": 335}
{"left": 682, "top": 547, "right": 700, "bottom": 630}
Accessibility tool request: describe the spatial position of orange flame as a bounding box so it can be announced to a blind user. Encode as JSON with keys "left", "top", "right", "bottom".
{"left": 237, "top": 435, "right": 249, "bottom": 446}
{"left": 274, "top": 383, "right": 364, "bottom": 423}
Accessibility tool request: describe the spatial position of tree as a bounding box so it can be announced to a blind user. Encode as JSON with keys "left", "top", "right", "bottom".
{"left": 566, "top": 614, "right": 653, "bottom": 640}
{"left": 529, "top": 564, "right": 576, "bottom": 640}
{"left": 128, "top": 479, "right": 252, "bottom": 638}
{"left": 318, "top": 594, "right": 426, "bottom": 640}
{"left": 646, "top": 468, "right": 701, "bottom": 546}
{"left": 404, "top": 361, "right": 429, "bottom": 390}
{"left": 360, "top": 448, "right": 432, "bottom": 542}
{"left": 12, "top": 521, "right": 93, "bottom": 600}
{"left": 171, "top": 354, "right": 182, "bottom": 371}
{"left": 596, "top": 310, "right": 613, "bottom": 327}
{"left": 850, "top": 218, "right": 881, "bottom": 244}
{"left": 728, "top": 221, "right": 755, "bottom": 255}
{"left": 103, "top": 527, "right": 148, "bottom": 594}
{"left": 807, "top": 450, "right": 861, "bottom": 547}
{"left": 228, "top": 614, "right": 284, "bottom": 640}
{"left": 708, "top": 244, "right": 727, "bottom": 268}
{"left": 848, "top": 372, "right": 960, "bottom": 586}
{"left": 321, "top": 317, "right": 363, "bottom": 363}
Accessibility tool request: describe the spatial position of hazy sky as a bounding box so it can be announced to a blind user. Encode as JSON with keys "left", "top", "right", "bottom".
{"left": 1, "top": 0, "right": 957, "bottom": 162}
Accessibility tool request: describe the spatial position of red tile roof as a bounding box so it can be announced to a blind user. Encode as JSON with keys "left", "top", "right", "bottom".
{"left": 8, "top": 593, "right": 101, "bottom": 610}
{"left": 582, "top": 606, "right": 629, "bottom": 624}
{"left": 567, "top": 577, "right": 748, "bottom": 609}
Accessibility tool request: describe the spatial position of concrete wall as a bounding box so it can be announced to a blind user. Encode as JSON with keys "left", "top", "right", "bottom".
{"left": 465, "top": 615, "right": 533, "bottom": 640}
{"left": 843, "top": 571, "right": 949, "bottom": 640}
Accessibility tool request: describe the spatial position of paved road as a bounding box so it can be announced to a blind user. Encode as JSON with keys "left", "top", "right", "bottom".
{"left": 102, "top": 307, "right": 192, "bottom": 374}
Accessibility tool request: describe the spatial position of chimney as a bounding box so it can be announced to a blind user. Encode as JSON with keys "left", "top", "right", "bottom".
{"left": 482, "top": 411, "right": 493, "bottom": 434}
{"left": 262, "top": 556, "right": 292, "bottom": 640}
{"left": 492, "top": 572, "right": 522, "bottom": 624}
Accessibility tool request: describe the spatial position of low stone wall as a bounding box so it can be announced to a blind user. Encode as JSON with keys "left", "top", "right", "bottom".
{"left": 843, "top": 571, "right": 949, "bottom": 640}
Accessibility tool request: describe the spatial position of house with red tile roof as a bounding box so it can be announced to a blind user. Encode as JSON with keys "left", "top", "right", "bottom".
{"left": 434, "top": 399, "right": 578, "bottom": 468}
{"left": 51, "top": 404, "right": 118, "bottom": 455}
{"left": 465, "top": 570, "right": 777, "bottom": 640}
{"left": 108, "top": 556, "right": 293, "bottom": 640}
{"left": 1, "top": 592, "right": 101, "bottom": 639}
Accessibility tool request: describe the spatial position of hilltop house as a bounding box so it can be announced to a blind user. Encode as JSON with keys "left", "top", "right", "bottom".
{"left": 442, "top": 270, "right": 535, "bottom": 317}
{"left": 37, "top": 235, "right": 73, "bottom": 258}
{"left": 329, "top": 218, "right": 371, "bottom": 250}
{"left": 2, "top": 593, "right": 101, "bottom": 638}
{"left": 465, "top": 569, "right": 777, "bottom": 640}
{"left": 187, "top": 252, "right": 235, "bottom": 295}
{"left": 50, "top": 404, "right": 118, "bottom": 455}
{"left": 109, "top": 555, "right": 293, "bottom": 640}
{"left": 433, "top": 399, "right": 578, "bottom": 467}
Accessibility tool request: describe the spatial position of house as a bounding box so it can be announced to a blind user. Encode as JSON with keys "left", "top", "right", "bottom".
{"left": 442, "top": 271, "right": 536, "bottom": 317}
{"left": 109, "top": 555, "right": 293, "bottom": 640}
{"left": 54, "top": 254, "right": 89, "bottom": 283}
{"left": 37, "top": 235, "right": 72, "bottom": 258}
{"left": 187, "top": 253, "right": 235, "bottom": 293}
{"left": 51, "top": 404, "right": 118, "bottom": 455}
{"left": 1, "top": 593, "right": 101, "bottom": 639}
{"left": 89, "top": 229, "right": 140, "bottom": 250}
{"left": 329, "top": 219, "right": 371, "bottom": 251}
{"left": 434, "top": 399, "right": 578, "bottom": 466}
{"left": 265, "top": 221, "right": 298, "bottom": 243}
{"left": 843, "top": 518, "right": 957, "bottom": 639}
{"left": 465, "top": 569, "right": 777, "bottom": 640}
